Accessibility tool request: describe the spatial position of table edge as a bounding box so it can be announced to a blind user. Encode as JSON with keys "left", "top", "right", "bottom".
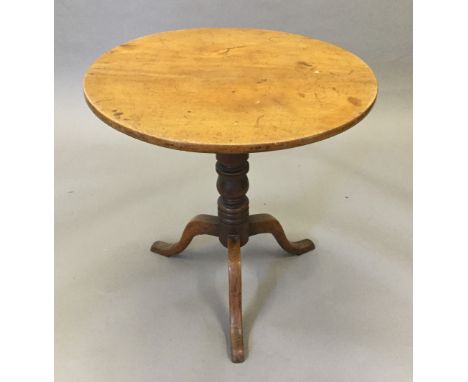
{"left": 84, "top": 90, "right": 377, "bottom": 154}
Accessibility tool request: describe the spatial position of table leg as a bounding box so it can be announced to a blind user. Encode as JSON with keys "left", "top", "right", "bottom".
{"left": 249, "top": 213, "right": 315, "bottom": 255}
{"left": 227, "top": 235, "right": 244, "bottom": 363}
{"left": 151, "top": 214, "right": 219, "bottom": 257}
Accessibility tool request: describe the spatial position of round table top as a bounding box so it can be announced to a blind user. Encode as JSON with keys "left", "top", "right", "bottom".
{"left": 84, "top": 28, "right": 378, "bottom": 153}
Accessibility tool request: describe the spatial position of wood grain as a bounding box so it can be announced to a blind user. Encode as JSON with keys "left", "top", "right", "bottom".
{"left": 84, "top": 28, "right": 378, "bottom": 153}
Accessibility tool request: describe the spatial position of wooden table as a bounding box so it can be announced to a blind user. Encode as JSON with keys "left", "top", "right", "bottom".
{"left": 84, "top": 28, "right": 378, "bottom": 363}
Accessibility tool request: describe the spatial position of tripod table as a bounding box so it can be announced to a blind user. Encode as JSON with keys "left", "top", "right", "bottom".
{"left": 83, "top": 28, "right": 378, "bottom": 363}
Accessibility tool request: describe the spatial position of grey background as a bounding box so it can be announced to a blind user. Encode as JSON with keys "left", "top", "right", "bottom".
{"left": 55, "top": 1, "right": 412, "bottom": 381}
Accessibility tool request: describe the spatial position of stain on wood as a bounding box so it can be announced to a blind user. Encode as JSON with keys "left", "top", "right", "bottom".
{"left": 347, "top": 96, "right": 362, "bottom": 106}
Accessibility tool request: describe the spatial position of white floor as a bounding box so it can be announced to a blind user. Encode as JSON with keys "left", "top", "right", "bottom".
{"left": 55, "top": 75, "right": 412, "bottom": 381}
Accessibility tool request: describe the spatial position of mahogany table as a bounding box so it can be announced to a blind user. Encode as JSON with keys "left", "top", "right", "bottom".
{"left": 83, "top": 28, "right": 378, "bottom": 363}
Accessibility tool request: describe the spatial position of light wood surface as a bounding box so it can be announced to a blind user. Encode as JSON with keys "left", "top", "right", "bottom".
{"left": 84, "top": 28, "right": 377, "bottom": 153}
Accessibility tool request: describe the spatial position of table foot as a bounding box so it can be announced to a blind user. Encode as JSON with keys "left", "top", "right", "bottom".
{"left": 151, "top": 214, "right": 219, "bottom": 257}
{"left": 227, "top": 236, "right": 244, "bottom": 363}
{"left": 249, "top": 213, "right": 315, "bottom": 255}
